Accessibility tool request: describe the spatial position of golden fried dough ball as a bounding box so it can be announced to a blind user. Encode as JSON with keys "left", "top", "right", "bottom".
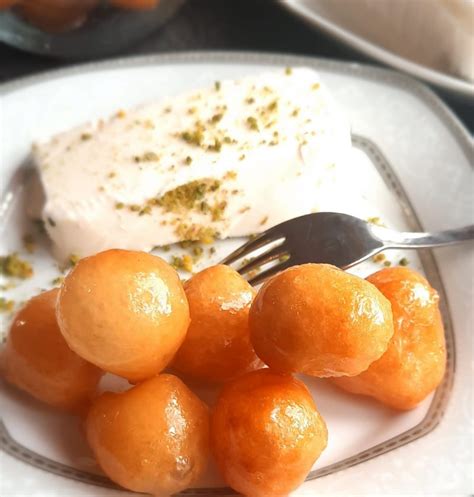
{"left": 0, "top": 289, "right": 103, "bottom": 412}
{"left": 18, "top": 0, "right": 99, "bottom": 33}
{"left": 172, "top": 265, "right": 262, "bottom": 383}
{"left": 249, "top": 263, "right": 394, "bottom": 377}
{"left": 332, "top": 267, "right": 446, "bottom": 410}
{"left": 57, "top": 249, "right": 189, "bottom": 382}
{"left": 211, "top": 369, "right": 327, "bottom": 497}
{"left": 86, "top": 374, "right": 209, "bottom": 496}
{"left": 110, "top": 0, "right": 159, "bottom": 8}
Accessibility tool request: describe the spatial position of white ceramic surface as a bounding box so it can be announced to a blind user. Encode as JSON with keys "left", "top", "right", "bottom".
{"left": 0, "top": 52, "right": 472, "bottom": 496}
{"left": 280, "top": 0, "right": 474, "bottom": 99}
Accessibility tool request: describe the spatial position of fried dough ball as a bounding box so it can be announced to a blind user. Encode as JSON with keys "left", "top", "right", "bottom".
{"left": 0, "top": 289, "right": 103, "bottom": 412}
{"left": 110, "top": 0, "right": 159, "bottom": 9}
{"left": 86, "top": 374, "right": 209, "bottom": 496}
{"left": 172, "top": 265, "right": 262, "bottom": 383}
{"left": 17, "top": 0, "right": 99, "bottom": 33}
{"left": 249, "top": 264, "right": 394, "bottom": 377}
{"left": 0, "top": 0, "right": 19, "bottom": 9}
{"left": 57, "top": 249, "right": 189, "bottom": 382}
{"left": 332, "top": 267, "right": 446, "bottom": 410}
{"left": 211, "top": 369, "right": 327, "bottom": 497}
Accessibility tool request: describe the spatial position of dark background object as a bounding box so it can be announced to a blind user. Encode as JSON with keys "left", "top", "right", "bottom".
{"left": 0, "top": 0, "right": 472, "bottom": 131}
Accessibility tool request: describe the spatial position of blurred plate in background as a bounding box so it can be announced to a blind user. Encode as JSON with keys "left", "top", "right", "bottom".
{"left": 280, "top": 0, "right": 474, "bottom": 99}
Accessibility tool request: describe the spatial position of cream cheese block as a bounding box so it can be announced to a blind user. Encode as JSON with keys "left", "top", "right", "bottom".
{"left": 33, "top": 68, "right": 352, "bottom": 260}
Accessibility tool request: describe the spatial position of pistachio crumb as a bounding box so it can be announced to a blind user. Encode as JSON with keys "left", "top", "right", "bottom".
{"left": 116, "top": 110, "right": 126, "bottom": 118}
{"left": 383, "top": 260, "right": 392, "bottom": 267}
{"left": 246, "top": 116, "right": 259, "bottom": 131}
{"left": 184, "top": 156, "right": 193, "bottom": 165}
{"left": 51, "top": 276, "right": 64, "bottom": 286}
{"left": 260, "top": 215, "right": 269, "bottom": 226}
{"left": 214, "top": 81, "right": 221, "bottom": 91}
{"left": 399, "top": 257, "right": 409, "bottom": 266}
{"left": 22, "top": 234, "right": 36, "bottom": 254}
{"left": 285, "top": 67, "right": 292, "bottom": 75}
{"left": 279, "top": 254, "right": 290, "bottom": 263}
{"left": 115, "top": 202, "right": 124, "bottom": 209}
{"left": 372, "top": 253, "right": 386, "bottom": 263}
{"left": 0, "top": 253, "right": 33, "bottom": 279}
{"left": 0, "top": 297, "right": 15, "bottom": 313}
{"left": 69, "top": 254, "right": 80, "bottom": 267}
{"left": 81, "top": 132, "right": 92, "bottom": 141}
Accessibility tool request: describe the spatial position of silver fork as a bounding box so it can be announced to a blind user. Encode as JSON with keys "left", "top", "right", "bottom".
{"left": 221, "top": 212, "right": 474, "bottom": 286}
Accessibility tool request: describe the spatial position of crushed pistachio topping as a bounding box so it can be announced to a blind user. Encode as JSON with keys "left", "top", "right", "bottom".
{"left": 223, "top": 170, "right": 237, "bottom": 180}
{"left": 367, "top": 216, "right": 385, "bottom": 227}
{"left": 239, "top": 154, "right": 246, "bottom": 161}
{"left": 245, "top": 97, "right": 255, "bottom": 104}
{"left": 47, "top": 217, "right": 56, "bottom": 228}
{"left": 80, "top": 133, "right": 92, "bottom": 141}
{"left": 209, "top": 246, "right": 216, "bottom": 255}
{"left": 372, "top": 253, "right": 386, "bottom": 263}
{"left": 115, "top": 202, "right": 124, "bottom": 209}
{"left": 279, "top": 254, "right": 290, "bottom": 263}
{"left": 184, "top": 156, "right": 193, "bottom": 165}
{"left": 383, "top": 260, "right": 392, "bottom": 267}
{"left": 311, "top": 83, "right": 320, "bottom": 90}
{"left": 51, "top": 276, "right": 65, "bottom": 286}
{"left": 116, "top": 110, "right": 126, "bottom": 118}
{"left": 171, "top": 255, "right": 194, "bottom": 273}
{"left": 108, "top": 172, "right": 116, "bottom": 179}
{"left": 260, "top": 215, "right": 269, "bottom": 226}
{"left": 134, "top": 151, "right": 160, "bottom": 163}
{"left": 246, "top": 116, "right": 259, "bottom": 131}
{"left": 22, "top": 234, "right": 36, "bottom": 254}
{"left": 214, "top": 81, "right": 221, "bottom": 91}
{"left": 0, "top": 297, "right": 15, "bottom": 313}
{"left": 154, "top": 179, "right": 221, "bottom": 214}
{"left": 399, "top": 257, "right": 409, "bottom": 266}
{"left": 285, "top": 67, "right": 292, "bottom": 75}
{"left": 0, "top": 254, "right": 33, "bottom": 279}
{"left": 176, "top": 224, "right": 217, "bottom": 244}
{"left": 69, "top": 254, "right": 80, "bottom": 267}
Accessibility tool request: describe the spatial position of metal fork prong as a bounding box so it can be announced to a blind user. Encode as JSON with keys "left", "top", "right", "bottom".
{"left": 237, "top": 243, "right": 287, "bottom": 276}
{"left": 220, "top": 232, "right": 285, "bottom": 266}
{"left": 247, "top": 259, "right": 293, "bottom": 286}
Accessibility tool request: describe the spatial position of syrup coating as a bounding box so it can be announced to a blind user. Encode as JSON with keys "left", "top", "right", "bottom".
{"left": 57, "top": 249, "right": 189, "bottom": 382}
{"left": 333, "top": 267, "right": 446, "bottom": 410}
{"left": 250, "top": 264, "right": 394, "bottom": 377}
{"left": 211, "top": 369, "right": 328, "bottom": 497}
{"left": 1, "top": 289, "right": 103, "bottom": 412}
{"left": 86, "top": 374, "right": 209, "bottom": 496}
{"left": 172, "top": 265, "right": 262, "bottom": 382}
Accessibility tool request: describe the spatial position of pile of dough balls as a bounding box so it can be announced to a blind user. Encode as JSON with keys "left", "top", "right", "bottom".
{"left": 1, "top": 248, "right": 446, "bottom": 497}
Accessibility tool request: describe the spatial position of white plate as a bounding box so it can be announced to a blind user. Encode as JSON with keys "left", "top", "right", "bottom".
{"left": 0, "top": 52, "right": 473, "bottom": 496}
{"left": 280, "top": 0, "right": 474, "bottom": 99}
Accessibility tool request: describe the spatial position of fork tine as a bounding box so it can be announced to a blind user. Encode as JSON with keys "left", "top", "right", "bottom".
{"left": 247, "top": 258, "right": 293, "bottom": 286}
{"left": 220, "top": 232, "right": 284, "bottom": 265}
{"left": 237, "top": 243, "right": 287, "bottom": 276}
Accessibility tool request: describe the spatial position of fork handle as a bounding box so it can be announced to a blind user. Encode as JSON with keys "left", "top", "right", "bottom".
{"left": 378, "top": 225, "right": 474, "bottom": 249}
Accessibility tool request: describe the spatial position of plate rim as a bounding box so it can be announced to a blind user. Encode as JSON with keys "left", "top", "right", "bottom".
{"left": 279, "top": 0, "right": 474, "bottom": 99}
{"left": 0, "top": 51, "right": 472, "bottom": 163}
{"left": 0, "top": 51, "right": 469, "bottom": 495}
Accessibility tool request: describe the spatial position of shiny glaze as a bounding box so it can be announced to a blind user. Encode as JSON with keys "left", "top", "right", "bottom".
{"left": 86, "top": 374, "right": 209, "bottom": 495}
{"left": 0, "top": 289, "right": 103, "bottom": 412}
{"left": 211, "top": 369, "right": 327, "bottom": 497}
{"left": 333, "top": 267, "right": 446, "bottom": 410}
{"left": 172, "top": 265, "right": 262, "bottom": 382}
{"left": 249, "top": 263, "right": 394, "bottom": 377}
{"left": 57, "top": 249, "right": 189, "bottom": 382}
